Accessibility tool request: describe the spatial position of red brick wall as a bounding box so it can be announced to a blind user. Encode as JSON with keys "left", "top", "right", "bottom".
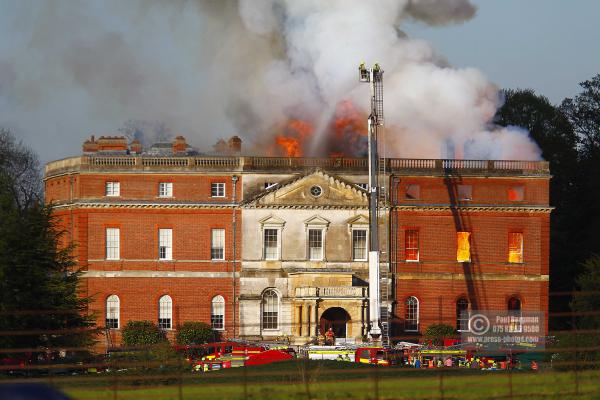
{"left": 88, "top": 277, "right": 236, "bottom": 347}
{"left": 393, "top": 176, "right": 549, "bottom": 206}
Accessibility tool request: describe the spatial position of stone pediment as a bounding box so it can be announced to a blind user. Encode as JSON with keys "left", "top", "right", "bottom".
{"left": 304, "top": 215, "right": 331, "bottom": 227}
{"left": 346, "top": 215, "right": 370, "bottom": 227}
{"left": 244, "top": 169, "right": 368, "bottom": 209}
{"left": 258, "top": 215, "right": 286, "bottom": 227}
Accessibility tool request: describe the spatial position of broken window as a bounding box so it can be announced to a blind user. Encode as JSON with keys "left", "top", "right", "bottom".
{"left": 457, "top": 231, "right": 471, "bottom": 262}
{"left": 508, "top": 232, "right": 523, "bottom": 263}
{"left": 508, "top": 186, "right": 525, "bottom": 201}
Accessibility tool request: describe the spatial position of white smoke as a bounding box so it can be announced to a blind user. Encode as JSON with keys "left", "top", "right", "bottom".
{"left": 0, "top": 0, "right": 541, "bottom": 161}
{"left": 235, "top": 0, "right": 541, "bottom": 160}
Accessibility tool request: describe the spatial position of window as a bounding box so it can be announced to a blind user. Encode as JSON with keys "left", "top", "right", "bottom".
{"left": 211, "top": 295, "right": 225, "bottom": 330}
{"left": 457, "top": 185, "right": 472, "bottom": 201}
{"left": 456, "top": 298, "right": 469, "bottom": 332}
{"left": 508, "top": 297, "right": 522, "bottom": 333}
{"left": 106, "top": 295, "right": 120, "bottom": 329}
{"left": 264, "top": 182, "right": 278, "bottom": 190}
{"left": 158, "top": 229, "right": 173, "bottom": 260}
{"left": 356, "top": 183, "right": 368, "bottom": 190}
{"left": 352, "top": 229, "right": 367, "bottom": 261}
{"left": 508, "top": 186, "right": 524, "bottom": 201}
{"left": 158, "top": 295, "right": 172, "bottom": 329}
{"left": 508, "top": 232, "right": 523, "bottom": 263}
{"left": 405, "top": 184, "right": 420, "bottom": 200}
{"left": 262, "top": 290, "right": 279, "bottom": 330}
{"left": 308, "top": 229, "right": 323, "bottom": 260}
{"left": 159, "top": 182, "right": 173, "bottom": 197}
{"left": 211, "top": 182, "right": 225, "bottom": 197}
{"left": 457, "top": 232, "right": 471, "bottom": 262}
{"left": 263, "top": 229, "right": 279, "bottom": 260}
{"left": 405, "top": 296, "right": 419, "bottom": 332}
{"left": 211, "top": 229, "right": 225, "bottom": 260}
{"left": 405, "top": 230, "right": 419, "bottom": 262}
{"left": 105, "top": 181, "right": 120, "bottom": 197}
{"left": 106, "top": 228, "right": 120, "bottom": 260}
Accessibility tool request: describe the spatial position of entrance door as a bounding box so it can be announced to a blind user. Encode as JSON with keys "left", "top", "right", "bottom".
{"left": 319, "top": 307, "right": 351, "bottom": 338}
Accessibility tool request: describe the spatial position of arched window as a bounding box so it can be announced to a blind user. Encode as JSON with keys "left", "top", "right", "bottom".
{"left": 106, "top": 295, "right": 120, "bottom": 329}
{"left": 262, "top": 290, "right": 279, "bottom": 330}
{"left": 404, "top": 296, "right": 419, "bottom": 332}
{"left": 456, "top": 297, "right": 469, "bottom": 332}
{"left": 211, "top": 295, "right": 225, "bottom": 330}
{"left": 508, "top": 297, "right": 522, "bottom": 333}
{"left": 158, "top": 295, "right": 172, "bottom": 330}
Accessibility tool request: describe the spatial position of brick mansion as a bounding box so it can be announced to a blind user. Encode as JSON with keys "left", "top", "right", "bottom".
{"left": 44, "top": 135, "right": 550, "bottom": 349}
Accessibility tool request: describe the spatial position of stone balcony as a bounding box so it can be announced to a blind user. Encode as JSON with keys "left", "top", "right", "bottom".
{"left": 294, "top": 286, "right": 367, "bottom": 299}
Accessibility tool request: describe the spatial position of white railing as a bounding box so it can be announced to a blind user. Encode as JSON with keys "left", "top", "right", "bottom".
{"left": 295, "top": 286, "right": 365, "bottom": 298}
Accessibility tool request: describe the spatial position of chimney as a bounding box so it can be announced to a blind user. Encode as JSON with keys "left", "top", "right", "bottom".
{"left": 97, "top": 136, "right": 128, "bottom": 152}
{"left": 82, "top": 135, "right": 98, "bottom": 153}
{"left": 213, "top": 139, "right": 227, "bottom": 154}
{"left": 130, "top": 139, "right": 142, "bottom": 154}
{"left": 172, "top": 135, "right": 188, "bottom": 154}
{"left": 228, "top": 136, "right": 242, "bottom": 153}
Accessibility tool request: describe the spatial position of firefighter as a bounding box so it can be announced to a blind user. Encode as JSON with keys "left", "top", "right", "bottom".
{"left": 325, "top": 328, "right": 335, "bottom": 346}
{"left": 531, "top": 360, "right": 538, "bottom": 371}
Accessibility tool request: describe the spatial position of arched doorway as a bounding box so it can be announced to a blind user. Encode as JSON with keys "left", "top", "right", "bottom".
{"left": 319, "top": 307, "right": 351, "bottom": 339}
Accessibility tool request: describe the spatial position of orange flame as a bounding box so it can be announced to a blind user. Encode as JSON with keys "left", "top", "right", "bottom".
{"left": 272, "top": 119, "right": 314, "bottom": 157}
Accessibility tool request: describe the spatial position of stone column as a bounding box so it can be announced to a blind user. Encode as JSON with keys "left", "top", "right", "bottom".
{"left": 314, "top": 300, "right": 320, "bottom": 336}
{"left": 304, "top": 303, "right": 311, "bottom": 338}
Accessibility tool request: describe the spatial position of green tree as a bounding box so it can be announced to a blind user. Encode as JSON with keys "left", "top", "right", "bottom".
{"left": 121, "top": 321, "right": 167, "bottom": 347}
{"left": 495, "top": 89, "right": 581, "bottom": 325}
{"left": 424, "top": 323, "right": 456, "bottom": 346}
{"left": 175, "top": 322, "right": 215, "bottom": 345}
{"left": 0, "top": 129, "right": 96, "bottom": 350}
{"left": 571, "top": 254, "right": 600, "bottom": 330}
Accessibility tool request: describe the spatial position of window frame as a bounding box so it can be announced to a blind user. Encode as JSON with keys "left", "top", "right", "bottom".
{"left": 456, "top": 231, "right": 471, "bottom": 263}
{"left": 105, "top": 181, "right": 120, "bottom": 197}
{"left": 106, "top": 295, "right": 120, "bottom": 329}
{"left": 158, "top": 228, "right": 173, "bottom": 261}
{"left": 158, "top": 182, "right": 173, "bottom": 198}
{"left": 456, "top": 297, "right": 470, "bottom": 332}
{"left": 457, "top": 184, "right": 472, "bottom": 201}
{"left": 352, "top": 229, "right": 368, "bottom": 261}
{"left": 106, "top": 227, "right": 120, "bottom": 261}
{"left": 404, "top": 296, "right": 419, "bottom": 332}
{"left": 211, "top": 182, "right": 226, "bottom": 198}
{"left": 507, "top": 297, "right": 523, "bottom": 333}
{"left": 508, "top": 232, "right": 524, "bottom": 264}
{"left": 307, "top": 228, "right": 324, "bottom": 261}
{"left": 405, "top": 184, "right": 420, "bottom": 200}
{"left": 404, "top": 229, "right": 419, "bottom": 262}
{"left": 507, "top": 185, "right": 525, "bottom": 201}
{"left": 158, "top": 295, "right": 173, "bottom": 330}
{"left": 263, "top": 228, "right": 281, "bottom": 261}
{"left": 211, "top": 295, "right": 225, "bottom": 331}
{"left": 211, "top": 228, "right": 225, "bottom": 261}
{"left": 261, "top": 289, "right": 279, "bottom": 331}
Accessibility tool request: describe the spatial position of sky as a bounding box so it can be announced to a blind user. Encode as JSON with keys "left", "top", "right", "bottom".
{"left": 0, "top": 0, "right": 599, "bottom": 164}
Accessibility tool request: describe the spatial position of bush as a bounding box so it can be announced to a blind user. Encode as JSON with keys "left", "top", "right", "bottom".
{"left": 424, "top": 324, "right": 456, "bottom": 346}
{"left": 176, "top": 322, "right": 215, "bottom": 345}
{"left": 122, "top": 321, "right": 167, "bottom": 347}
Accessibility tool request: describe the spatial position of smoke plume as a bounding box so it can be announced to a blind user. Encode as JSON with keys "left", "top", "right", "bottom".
{"left": 0, "top": 0, "right": 541, "bottom": 161}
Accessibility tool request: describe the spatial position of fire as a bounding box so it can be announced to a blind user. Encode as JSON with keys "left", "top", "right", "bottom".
{"left": 272, "top": 119, "right": 314, "bottom": 157}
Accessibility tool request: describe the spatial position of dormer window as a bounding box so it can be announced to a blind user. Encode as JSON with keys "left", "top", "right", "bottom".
{"left": 356, "top": 183, "right": 368, "bottom": 191}
{"left": 264, "top": 182, "right": 278, "bottom": 190}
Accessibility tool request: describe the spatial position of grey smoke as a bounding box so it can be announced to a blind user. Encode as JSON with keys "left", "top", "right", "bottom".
{"left": 0, "top": 0, "right": 541, "bottom": 161}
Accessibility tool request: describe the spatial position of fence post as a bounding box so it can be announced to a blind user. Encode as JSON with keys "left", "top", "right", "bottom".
{"left": 178, "top": 356, "right": 183, "bottom": 400}
{"left": 243, "top": 361, "right": 248, "bottom": 400}
{"left": 438, "top": 368, "right": 445, "bottom": 400}
{"left": 372, "top": 365, "right": 380, "bottom": 400}
{"left": 572, "top": 312, "right": 579, "bottom": 396}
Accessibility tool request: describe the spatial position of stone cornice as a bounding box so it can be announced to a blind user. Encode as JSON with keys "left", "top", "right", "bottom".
{"left": 392, "top": 205, "right": 552, "bottom": 213}
{"left": 82, "top": 270, "right": 238, "bottom": 278}
{"left": 51, "top": 201, "right": 237, "bottom": 210}
{"left": 396, "top": 272, "right": 549, "bottom": 281}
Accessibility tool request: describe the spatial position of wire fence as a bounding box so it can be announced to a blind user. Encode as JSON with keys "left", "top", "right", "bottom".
{"left": 1, "top": 291, "right": 599, "bottom": 400}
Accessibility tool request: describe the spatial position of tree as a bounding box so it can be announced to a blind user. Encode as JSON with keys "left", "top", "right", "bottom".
{"left": 175, "top": 322, "right": 215, "bottom": 345}
{"left": 571, "top": 254, "right": 600, "bottom": 330}
{"left": 495, "top": 89, "right": 582, "bottom": 324}
{"left": 424, "top": 324, "right": 456, "bottom": 346}
{"left": 0, "top": 129, "right": 95, "bottom": 351}
{"left": 561, "top": 76, "right": 600, "bottom": 275}
{"left": 121, "top": 321, "right": 167, "bottom": 347}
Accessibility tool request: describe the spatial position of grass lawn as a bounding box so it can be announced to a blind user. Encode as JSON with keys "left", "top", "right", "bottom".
{"left": 40, "top": 360, "right": 600, "bottom": 400}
